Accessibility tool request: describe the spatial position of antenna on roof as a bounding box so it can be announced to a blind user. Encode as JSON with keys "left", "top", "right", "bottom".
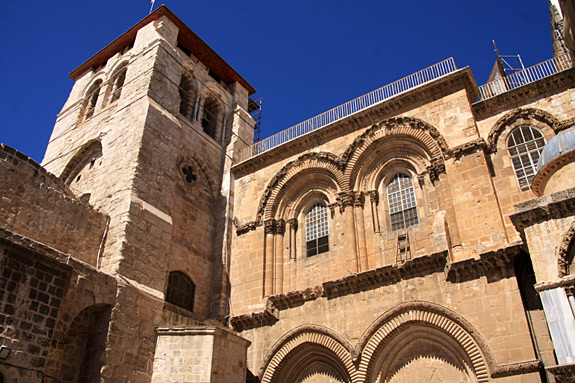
{"left": 149, "top": 0, "right": 156, "bottom": 14}
{"left": 492, "top": 40, "right": 525, "bottom": 76}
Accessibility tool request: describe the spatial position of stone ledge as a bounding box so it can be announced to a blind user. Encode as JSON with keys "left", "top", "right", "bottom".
{"left": 232, "top": 246, "right": 524, "bottom": 331}
{"left": 230, "top": 302, "right": 279, "bottom": 332}
{"left": 446, "top": 243, "right": 522, "bottom": 282}
{"left": 510, "top": 187, "right": 575, "bottom": 230}
{"left": 491, "top": 360, "right": 542, "bottom": 378}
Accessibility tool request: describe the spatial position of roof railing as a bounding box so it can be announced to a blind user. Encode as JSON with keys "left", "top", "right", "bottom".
{"left": 237, "top": 57, "right": 458, "bottom": 163}
{"left": 478, "top": 54, "right": 573, "bottom": 101}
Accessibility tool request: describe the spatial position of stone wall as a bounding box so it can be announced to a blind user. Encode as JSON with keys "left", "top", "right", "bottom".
{"left": 151, "top": 326, "right": 250, "bottom": 383}
{"left": 0, "top": 144, "right": 107, "bottom": 266}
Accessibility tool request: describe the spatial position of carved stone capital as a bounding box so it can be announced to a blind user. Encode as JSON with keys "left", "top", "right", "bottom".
{"left": 353, "top": 191, "right": 365, "bottom": 207}
{"left": 417, "top": 173, "right": 426, "bottom": 187}
{"left": 264, "top": 219, "right": 276, "bottom": 235}
{"left": 427, "top": 158, "right": 446, "bottom": 183}
{"left": 286, "top": 218, "right": 298, "bottom": 231}
{"left": 337, "top": 191, "right": 355, "bottom": 212}
{"left": 275, "top": 219, "right": 285, "bottom": 235}
{"left": 367, "top": 190, "right": 379, "bottom": 205}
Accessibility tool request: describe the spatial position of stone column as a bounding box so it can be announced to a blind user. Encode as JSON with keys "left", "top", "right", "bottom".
{"left": 367, "top": 190, "right": 380, "bottom": 233}
{"left": 263, "top": 219, "right": 275, "bottom": 297}
{"left": 339, "top": 192, "right": 358, "bottom": 273}
{"left": 195, "top": 97, "right": 205, "bottom": 122}
{"left": 354, "top": 192, "right": 369, "bottom": 271}
{"left": 274, "top": 219, "right": 285, "bottom": 295}
{"left": 287, "top": 218, "right": 298, "bottom": 292}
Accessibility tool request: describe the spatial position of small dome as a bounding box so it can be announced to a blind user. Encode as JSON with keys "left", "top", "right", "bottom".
{"left": 537, "top": 126, "right": 575, "bottom": 171}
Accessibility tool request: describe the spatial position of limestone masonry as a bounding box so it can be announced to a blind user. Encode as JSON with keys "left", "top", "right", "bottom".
{"left": 2, "top": 4, "right": 575, "bottom": 383}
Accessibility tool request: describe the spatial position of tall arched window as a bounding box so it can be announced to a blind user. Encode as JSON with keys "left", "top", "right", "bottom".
{"left": 84, "top": 80, "right": 102, "bottom": 120}
{"left": 109, "top": 66, "right": 127, "bottom": 103}
{"left": 507, "top": 126, "right": 546, "bottom": 191}
{"left": 201, "top": 96, "right": 220, "bottom": 139}
{"left": 387, "top": 173, "right": 419, "bottom": 231}
{"left": 305, "top": 202, "right": 329, "bottom": 257}
{"left": 179, "top": 71, "right": 195, "bottom": 120}
{"left": 166, "top": 271, "right": 195, "bottom": 312}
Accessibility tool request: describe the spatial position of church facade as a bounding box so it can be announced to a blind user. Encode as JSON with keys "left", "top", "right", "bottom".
{"left": 1, "top": 5, "right": 575, "bottom": 383}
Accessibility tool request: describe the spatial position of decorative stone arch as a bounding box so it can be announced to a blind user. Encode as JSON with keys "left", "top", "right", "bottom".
{"left": 60, "top": 139, "right": 103, "bottom": 185}
{"left": 259, "top": 325, "right": 358, "bottom": 383}
{"left": 256, "top": 152, "right": 345, "bottom": 224}
{"left": 486, "top": 107, "right": 561, "bottom": 153}
{"left": 341, "top": 117, "right": 449, "bottom": 190}
{"left": 356, "top": 301, "right": 493, "bottom": 383}
{"left": 558, "top": 220, "right": 575, "bottom": 277}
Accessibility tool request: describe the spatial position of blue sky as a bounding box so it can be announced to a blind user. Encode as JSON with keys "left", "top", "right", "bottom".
{"left": 1, "top": 1, "right": 553, "bottom": 162}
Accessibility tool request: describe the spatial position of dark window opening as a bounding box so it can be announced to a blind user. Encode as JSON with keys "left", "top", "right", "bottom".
{"left": 179, "top": 72, "right": 195, "bottom": 120}
{"left": 166, "top": 271, "right": 195, "bottom": 312}
{"left": 202, "top": 97, "right": 220, "bottom": 139}
{"left": 84, "top": 80, "right": 102, "bottom": 119}
{"left": 110, "top": 67, "right": 127, "bottom": 103}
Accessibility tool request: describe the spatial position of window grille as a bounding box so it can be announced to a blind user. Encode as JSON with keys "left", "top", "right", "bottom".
{"left": 166, "top": 271, "right": 195, "bottom": 312}
{"left": 305, "top": 202, "right": 329, "bottom": 257}
{"left": 507, "top": 126, "right": 546, "bottom": 191}
{"left": 387, "top": 173, "right": 419, "bottom": 231}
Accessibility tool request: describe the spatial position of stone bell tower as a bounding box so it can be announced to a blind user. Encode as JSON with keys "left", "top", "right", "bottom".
{"left": 39, "top": 6, "right": 255, "bottom": 381}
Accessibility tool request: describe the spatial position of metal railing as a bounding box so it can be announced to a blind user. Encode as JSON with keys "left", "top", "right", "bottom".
{"left": 478, "top": 54, "right": 573, "bottom": 100}
{"left": 237, "top": 57, "right": 458, "bottom": 162}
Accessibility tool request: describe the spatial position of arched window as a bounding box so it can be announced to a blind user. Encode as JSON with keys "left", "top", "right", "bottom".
{"left": 507, "top": 126, "right": 546, "bottom": 191}
{"left": 179, "top": 71, "right": 195, "bottom": 120}
{"left": 84, "top": 80, "right": 102, "bottom": 120}
{"left": 109, "top": 66, "right": 127, "bottom": 103}
{"left": 387, "top": 173, "right": 419, "bottom": 231}
{"left": 201, "top": 96, "right": 220, "bottom": 139}
{"left": 305, "top": 202, "right": 329, "bottom": 257}
{"left": 166, "top": 271, "right": 195, "bottom": 312}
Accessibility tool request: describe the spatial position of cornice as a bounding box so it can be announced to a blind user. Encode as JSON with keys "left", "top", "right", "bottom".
{"left": 445, "top": 244, "right": 522, "bottom": 282}
{"left": 233, "top": 68, "right": 478, "bottom": 175}
{"left": 231, "top": 245, "right": 526, "bottom": 331}
{"left": 472, "top": 66, "right": 575, "bottom": 121}
{"left": 229, "top": 302, "right": 279, "bottom": 332}
{"left": 510, "top": 187, "right": 575, "bottom": 231}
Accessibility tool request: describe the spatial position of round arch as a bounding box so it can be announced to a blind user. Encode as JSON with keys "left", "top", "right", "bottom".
{"left": 356, "top": 302, "right": 493, "bottom": 383}
{"left": 341, "top": 117, "right": 449, "bottom": 190}
{"left": 259, "top": 325, "right": 358, "bottom": 383}
{"left": 486, "top": 107, "right": 561, "bottom": 153}
{"left": 256, "top": 152, "right": 345, "bottom": 224}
